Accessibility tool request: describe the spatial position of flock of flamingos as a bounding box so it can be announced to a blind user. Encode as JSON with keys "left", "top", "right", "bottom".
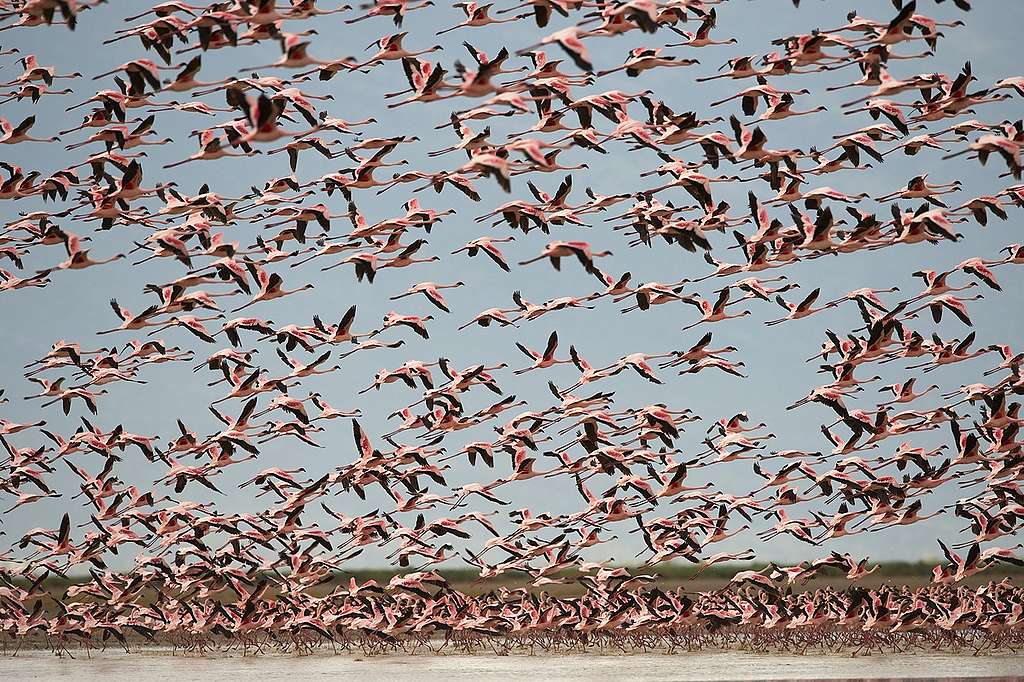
{"left": 1, "top": 0, "right": 1024, "bottom": 658}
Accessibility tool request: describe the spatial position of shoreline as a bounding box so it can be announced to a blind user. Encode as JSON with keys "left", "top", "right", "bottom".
{"left": 5, "top": 629, "right": 1023, "bottom": 657}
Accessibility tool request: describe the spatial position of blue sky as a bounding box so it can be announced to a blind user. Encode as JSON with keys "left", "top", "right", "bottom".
{"left": 0, "top": 0, "right": 1022, "bottom": 568}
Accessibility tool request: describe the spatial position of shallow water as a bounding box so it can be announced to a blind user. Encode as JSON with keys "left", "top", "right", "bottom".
{"left": 1, "top": 649, "right": 1021, "bottom": 681}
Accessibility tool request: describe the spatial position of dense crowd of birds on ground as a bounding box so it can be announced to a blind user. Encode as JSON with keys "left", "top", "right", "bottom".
{"left": 0, "top": 0, "right": 1023, "bottom": 656}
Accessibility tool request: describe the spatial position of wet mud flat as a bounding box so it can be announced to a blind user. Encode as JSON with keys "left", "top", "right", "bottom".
{"left": 1, "top": 645, "right": 1022, "bottom": 681}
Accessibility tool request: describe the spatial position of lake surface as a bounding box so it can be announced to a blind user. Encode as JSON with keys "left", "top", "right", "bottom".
{"left": 1, "top": 648, "right": 1021, "bottom": 681}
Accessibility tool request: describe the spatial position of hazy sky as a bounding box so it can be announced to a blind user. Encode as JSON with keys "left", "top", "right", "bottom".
{"left": 1, "top": 0, "right": 1022, "bottom": 568}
